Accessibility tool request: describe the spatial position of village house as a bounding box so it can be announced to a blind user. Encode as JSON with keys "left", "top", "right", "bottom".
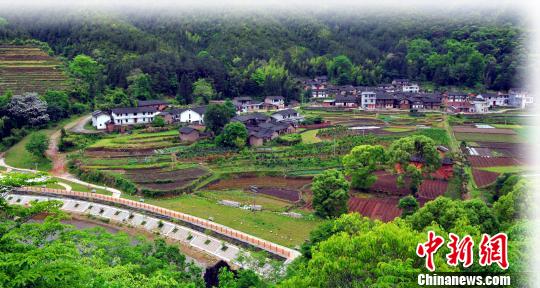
{"left": 402, "top": 83, "right": 420, "bottom": 93}
{"left": 469, "top": 95, "right": 489, "bottom": 113}
{"left": 138, "top": 99, "right": 170, "bottom": 111}
{"left": 421, "top": 94, "right": 442, "bottom": 110}
{"left": 375, "top": 93, "right": 395, "bottom": 109}
{"left": 232, "top": 112, "right": 296, "bottom": 147}
{"left": 162, "top": 106, "right": 206, "bottom": 124}
{"left": 480, "top": 93, "right": 509, "bottom": 108}
{"left": 391, "top": 78, "right": 410, "bottom": 86}
{"left": 264, "top": 96, "right": 286, "bottom": 109}
{"left": 361, "top": 91, "right": 376, "bottom": 109}
{"left": 110, "top": 106, "right": 160, "bottom": 126}
{"left": 271, "top": 108, "right": 304, "bottom": 123}
{"left": 304, "top": 79, "right": 328, "bottom": 98}
{"left": 335, "top": 95, "right": 358, "bottom": 107}
{"left": 178, "top": 125, "right": 211, "bottom": 142}
{"left": 508, "top": 88, "right": 533, "bottom": 108}
{"left": 91, "top": 110, "right": 112, "bottom": 130}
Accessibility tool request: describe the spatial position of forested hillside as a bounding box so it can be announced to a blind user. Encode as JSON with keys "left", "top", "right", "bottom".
{"left": 0, "top": 8, "right": 525, "bottom": 105}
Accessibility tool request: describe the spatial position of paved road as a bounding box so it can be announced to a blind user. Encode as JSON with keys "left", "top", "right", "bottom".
{"left": 69, "top": 115, "right": 103, "bottom": 134}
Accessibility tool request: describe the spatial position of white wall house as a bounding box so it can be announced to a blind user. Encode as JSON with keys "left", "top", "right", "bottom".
{"left": 271, "top": 108, "right": 304, "bottom": 123}
{"left": 361, "top": 91, "right": 376, "bottom": 109}
{"left": 264, "top": 96, "right": 285, "bottom": 109}
{"left": 402, "top": 84, "right": 420, "bottom": 93}
{"left": 470, "top": 96, "right": 489, "bottom": 113}
{"left": 111, "top": 107, "right": 160, "bottom": 125}
{"left": 481, "top": 93, "right": 509, "bottom": 108}
{"left": 178, "top": 107, "right": 206, "bottom": 124}
{"left": 509, "top": 88, "right": 533, "bottom": 108}
{"left": 91, "top": 111, "right": 111, "bottom": 130}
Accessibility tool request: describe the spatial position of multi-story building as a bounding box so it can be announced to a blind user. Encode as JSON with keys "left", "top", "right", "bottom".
{"left": 111, "top": 107, "right": 160, "bottom": 125}
{"left": 361, "top": 91, "right": 376, "bottom": 109}
{"left": 402, "top": 84, "right": 420, "bottom": 93}
{"left": 509, "top": 88, "right": 533, "bottom": 108}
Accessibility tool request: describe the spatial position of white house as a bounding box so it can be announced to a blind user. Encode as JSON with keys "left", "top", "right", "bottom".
{"left": 91, "top": 110, "right": 111, "bottom": 130}
{"left": 111, "top": 107, "right": 160, "bottom": 125}
{"left": 361, "top": 91, "right": 376, "bottom": 109}
{"left": 178, "top": 106, "right": 206, "bottom": 124}
{"left": 402, "top": 84, "right": 420, "bottom": 93}
{"left": 509, "top": 88, "right": 533, "bottom": 108}
{"left": 264, "top": 96, "right": 285, "bottom": 109}
{"left": 271, "top": 108, "right": 304, "bottom": 123}
{"left": 470, "top": 95, "right": 489, "bottom": 113}
{"left": 481, "top": 93, "right": 509, "bottom": 108}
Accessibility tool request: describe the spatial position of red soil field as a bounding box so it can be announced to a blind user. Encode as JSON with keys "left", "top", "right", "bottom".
{"left": 348, "top": 197, "right": 402, "bottom": 222}
{"left": 417, "top": 180, "right": 448, "bottom": 200}
{"left": 369, "top": 171, "right": 410, "bottom": 196}
{"left": 472, "top": 169, "right": 500, "bottom": 188}
{"left": 467, "top": 156, "right": 522, "bottom": 168}
{"left": 256, "top": 187, "right": 300, "bottom": 202}
{"left": 207, "top": 175, "right": 311, "bottom": 190}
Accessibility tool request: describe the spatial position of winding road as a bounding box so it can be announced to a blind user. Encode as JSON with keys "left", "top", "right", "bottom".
{"left": 0, "top": 115, "right": 122, "bottom": 198}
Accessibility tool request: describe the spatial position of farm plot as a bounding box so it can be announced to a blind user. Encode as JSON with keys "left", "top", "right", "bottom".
{"left": 206, "top": 175, "right": 311, "bottom": 202}
{"left": 417, "top": 180, "right": 448, "bottom": 200}
{"left": 467, "top": 156, "right": 522, "bottom": 168}
{"left": 472, "top": 169, "right": 500, "bottom": 188}
{"left": 0, "top": 45, "right": 69, "bottom": 95}
{"left": 454, "top": 132, "right": 523, "bottom": 143}
{"left": 473, "top": 142, "right": 527, "bottom": 159}
{"left": 123, "top": 166, "right": 209, "bottom": 192}
{"left": 348, "top": 197, "right": 402, "bottom": 222}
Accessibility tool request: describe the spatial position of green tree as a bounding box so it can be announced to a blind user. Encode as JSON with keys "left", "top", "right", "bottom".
{"left": 342, "top": 145, "right": 386, "bottom": 190}
{"left": 192, "top": 78, "right": 215, "bottom": 104}
{"left": 406, "top": 39, "right": 433, "bottom": 80}
{"left": 327, "top": 55, "right": 353, "bottom": 85}
{"left": 217, "top": 122, "right": 248, "bottom": 149}
{"left": 43, "top": 90, "right": 70, "bottom": 121}
{"left": 311, "top": 169, "right": 350, "bottom": 218}
{"left": 127, "top": 69, "right": 153, "bottom": 100}
{"left": 398, "top": 195, "right": 419, "bottom": 217}
{"left": 152, "top": 116, "right": 166, "bottom": 127}
{"left": 25, "top": 132, "right": 49, "bottom": 159}
{"left": 387, "top": 135, "right": 440, "bottom": 193}
{"left": 95, "top": 88, "right": 136, "bottom": 110}
{"left": 204, "top": 103, "right": 236, "bottom": 135}
{"left": 68, "top": 54, "right": 102, "bottom": 100}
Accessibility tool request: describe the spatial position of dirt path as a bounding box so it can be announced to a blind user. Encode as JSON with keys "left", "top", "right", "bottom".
{"left": 45, "top": 115, "right": 87, "bottom": 177}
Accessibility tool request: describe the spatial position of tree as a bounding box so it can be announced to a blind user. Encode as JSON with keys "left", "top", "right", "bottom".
{"left": 398, "top": 195, "right": 419, "bottom": 217}
{"left": 204, "top": 103, "right": 236, "bottom": 135}
{"left": 217, "top": 122, "right": 248, "bottom": 149}
{"left": 192, "top": 78, "right": 215, "bottom": 104}
{"left": 25, "top": 132, "right": 49, "bottom": 159}
{"left": 7, "top": 93, "right": 49, "bottom": 126}
{"left": 311, "top": 169, "right": 350, "bottom": 218}
{"left": 127, "top": 69, "right": 154, "bottom": 100}
{"left": 327, "top": 55, "right": 353, "bottom": 85}
{"left": 68, "top": 54, "right": 102, "bottom": 100}
{"left": 43, "top": 90, "right": 70, "bottom": 121}
{"left": 342, "top": 145, "right": 386, "bottom": 190}
{"left": 95, "top": 88, "right": 136, "bottom": 110}
{"left": 152, "top": 116, "right": 166, "bottom": 127}
{"left": 387, "top": 135, "right": 440, "bottom": 193}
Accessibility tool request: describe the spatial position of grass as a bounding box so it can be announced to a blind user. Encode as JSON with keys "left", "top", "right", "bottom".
{"left": 52, "top": 177, "right": 112, "bottom": 195}
{"left": 300, "top": 129, "right": 322, "bottom": 144}
{"left": 383, "top": 127, "right": 415, "bottom": 133}
{"left": 126, "top": 193, "right": 321, "bottom": 247}
{"left": 197, "top": 189, "right": 293, "bottom": 212}
{"left": 480, "top": 166, "right": 528, "bottom": 174}
{"left": 4, "top": 115, "right": 81, "bottom": 171}
{"left": 454, "top": 132, "right": 523, "bottom": 143}
{"left": 4, "top": 131, "right": 53, "bottom": 171}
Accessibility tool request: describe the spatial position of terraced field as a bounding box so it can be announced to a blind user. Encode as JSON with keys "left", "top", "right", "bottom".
{"left": 0, "top": 45, "right": 69, "bottom": 95}
{"left": 75, "top": 129, "right": 211, "bottom": 196}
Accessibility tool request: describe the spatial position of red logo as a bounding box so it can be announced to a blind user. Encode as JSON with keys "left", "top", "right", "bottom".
{"left": 479, "top": 233, "right": 509, "bottom": 269}
{"left": 417, "top": 231, "right": 509, "bottom": 271}
{"left": 446, "top": 233, "right": 474, "bottom": 268}
{"left": 417, "top": 231, "right": 445, "bottom": 272}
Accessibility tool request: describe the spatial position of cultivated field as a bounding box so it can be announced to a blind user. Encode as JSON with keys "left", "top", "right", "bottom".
{"left": 0, "top": 45, "right": 69, "bottom": 95}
